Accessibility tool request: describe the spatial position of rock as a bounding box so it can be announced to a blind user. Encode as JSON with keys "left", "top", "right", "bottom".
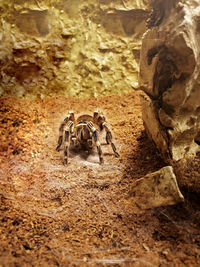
{"left": 139, "top": 0, "right": 200, "bottom": 162}
{"left": 140, "top": 94, "right": 169, "bottom": 158}
{"left": 128, "top": 166, "right": 184, "bottom": 211}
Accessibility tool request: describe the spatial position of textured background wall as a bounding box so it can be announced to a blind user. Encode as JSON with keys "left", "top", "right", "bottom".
{"left": 0, "top": 0, "right": 149, "bottom": 98}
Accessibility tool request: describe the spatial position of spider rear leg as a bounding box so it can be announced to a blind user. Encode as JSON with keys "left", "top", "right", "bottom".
{"left": 87, "top": 121, "right": 104, "bottom": 164}
{"left": 63, "top": 121, "right": 74, "bottom": 164}
{"left": 103, "top": 122, "right": 120, "bottom": 158}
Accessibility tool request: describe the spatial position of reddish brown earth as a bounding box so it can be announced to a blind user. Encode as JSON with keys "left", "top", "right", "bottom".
{"left": 0, "top": 91, "right": 200, "bottom": 266}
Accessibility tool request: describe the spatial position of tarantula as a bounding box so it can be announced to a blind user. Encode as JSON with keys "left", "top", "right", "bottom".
{"left": 56, "top": 110, "right": 119, "bottom": 164}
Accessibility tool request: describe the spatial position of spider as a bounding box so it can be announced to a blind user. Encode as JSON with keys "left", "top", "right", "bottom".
{"left": 56, "top": 110, "right": 120, "bottom": 164}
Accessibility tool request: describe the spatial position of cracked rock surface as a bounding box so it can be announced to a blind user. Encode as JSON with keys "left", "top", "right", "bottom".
{"left": 139, "top": 0, "right": 200, "bottom": 162}
{"left": 128, "top": 166, "right": 184, "bottom": 212}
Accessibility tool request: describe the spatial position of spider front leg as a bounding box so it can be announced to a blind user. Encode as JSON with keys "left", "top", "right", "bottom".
{"left": 87, "top": 122, "right": 104, "bottom": 164}
{"left": 102, "top": 122, "right": 120, "bottom": 158}
{"left": 56, "top": 122, "right": 65, "bottom": 152}
{"left": 56, "top": 111, "right": 74, "bottom": 152}
{"left": 63, "top": 121, "right": 74, "bottom": 165}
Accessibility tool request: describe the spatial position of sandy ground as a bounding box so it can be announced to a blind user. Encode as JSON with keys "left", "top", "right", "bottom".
{"left": 0, "top": 91, "right": 200, "bottom": 266}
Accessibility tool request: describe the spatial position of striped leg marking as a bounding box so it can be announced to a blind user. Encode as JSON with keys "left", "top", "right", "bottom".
{"left": 56, "top": 122, "right": 65, "bottom": 152}
{"left": 103, "top": 122, "right": 120, "bottom": 158}
{"left": 87, "top": 121, "right": 104, "bottom": 164}
{"left": 63, "top": 121, "right": 73, "bottom": 165}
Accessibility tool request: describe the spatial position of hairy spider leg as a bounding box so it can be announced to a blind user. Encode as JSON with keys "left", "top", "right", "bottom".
{"left": 56, "top": 121, "right": 66, "bottom": 152}
{"left": 63, "top": 121, "right": 74, "bottom": 164}
{"left": 102, "top": 122, "right": 120, "bottom": 158}
{"left": 87, "top": 121, "right": 104, "bottom": 164}
{"left": 56, "top": 111, "right": 74, "bottom": 152}
{"left": 93, "top": 110, "right": 105, "bottom": 131}
{"left": 93, "top": 110, "right": 99, "bottom": 122}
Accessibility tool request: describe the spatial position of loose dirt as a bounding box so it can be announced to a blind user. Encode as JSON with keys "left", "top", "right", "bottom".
{"left": 0, "top": 91, "right": 200, "bottom": 266}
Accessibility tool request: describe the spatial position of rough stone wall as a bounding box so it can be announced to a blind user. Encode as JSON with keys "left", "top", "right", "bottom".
{"left": 139, "top": 0, "right": 200, "bottom": 162}
{"left": 0, "top": 0, "right": 148, "bottom": 98}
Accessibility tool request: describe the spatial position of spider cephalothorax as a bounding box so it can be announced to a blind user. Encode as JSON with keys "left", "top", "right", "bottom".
{"left": 56, "top": 110, "right": 119, "bottom": 164}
